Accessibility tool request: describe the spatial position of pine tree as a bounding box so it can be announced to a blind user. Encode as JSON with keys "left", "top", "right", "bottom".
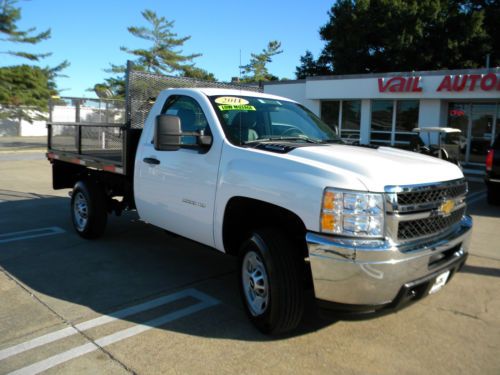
{"left": 0, "top": 0, "right": 69, "bottom": 123}
{"left": 96, "top": 9, "right": 213, "bottom": 98}
{"left": 0, "top": 65, "right": 55, "bottom": 122}
{"left": 295, "top": 50, "right": 332, "bottom": 79}
{"left": 240, "top": 40, "right": 283, "bottom": 82}
{"left": 121, "top": 9, "right": 202, "bottom": 75}
{"left": 0, "top": 0, "right": 51, "bottom": 61}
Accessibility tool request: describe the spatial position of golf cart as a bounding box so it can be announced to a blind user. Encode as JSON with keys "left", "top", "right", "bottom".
{"left": 411, "top": 127, "right": 463, "bottom": 165}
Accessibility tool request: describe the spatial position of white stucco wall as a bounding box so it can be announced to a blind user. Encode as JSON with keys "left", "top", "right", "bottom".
{"left": 20, "top": 119, "right": 47, "bottom": 136}
{"left": 264, "top": 81, "right": 320, "bottom": 115}
{"left": 302, "top": 72, "right": 500, "bottom": 100}
{"left": 1, "top": 105, "right": 125, "bottom": 137}
{"left": 264, "top": 69, "right": 500, "bottom": 147}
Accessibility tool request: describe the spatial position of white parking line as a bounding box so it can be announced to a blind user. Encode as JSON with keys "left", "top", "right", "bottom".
{"left": 0, "top": 227, "right": 65, "bottom": 244}
{"left": 1, "top": 289, "right": 219, "bottom": 375}
{"left": 0, "top": 289, "right": 213, "bottom": 361}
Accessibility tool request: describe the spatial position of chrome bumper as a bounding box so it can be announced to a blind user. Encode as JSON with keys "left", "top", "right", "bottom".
{"left": 307, "top": 216, "right": 472, "bottom": 306}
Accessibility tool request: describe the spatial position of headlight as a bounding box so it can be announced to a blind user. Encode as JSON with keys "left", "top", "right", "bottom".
{"left": 320, "top": 189, "right": 384, "bottom": 238}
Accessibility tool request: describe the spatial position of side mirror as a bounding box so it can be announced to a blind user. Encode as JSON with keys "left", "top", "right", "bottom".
{"left": 155, "top": 115, "right": 181, "bottom": 151}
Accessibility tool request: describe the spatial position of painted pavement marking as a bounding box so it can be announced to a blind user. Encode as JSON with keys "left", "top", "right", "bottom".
{"left": 0, "top": 289, "right": 219, "bottom": 375}
{"left": 0, "top": 227, "right": 65, "bottom": 244}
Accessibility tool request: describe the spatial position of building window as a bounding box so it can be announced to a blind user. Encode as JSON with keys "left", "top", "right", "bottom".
{"left": 395, "top": 100, "right": 419, "bottom": 144}
{"left": 371, "top": 100, "right": 393, "bottom": 144}
{"left": 341, "top": 100, "right": 361, "bottom": 142}
{"left": 370, "top": 100, "right": 419, "bottom": 147}
{"left": 320, "top": 100, "right": 339, "bottom": 129}
{"left": 320, "top": 100, "right": 361, "bottom": 143}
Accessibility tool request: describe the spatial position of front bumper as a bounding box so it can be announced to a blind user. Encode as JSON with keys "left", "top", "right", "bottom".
{"left": 307, "top": 215, "right": 472, "bottom": 309}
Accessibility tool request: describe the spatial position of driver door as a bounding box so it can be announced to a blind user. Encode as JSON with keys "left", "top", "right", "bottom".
{"left": 135, "top": 95, "right": 220, "bottom": 247}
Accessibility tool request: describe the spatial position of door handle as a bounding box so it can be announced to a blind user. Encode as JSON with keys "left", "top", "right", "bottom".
{"left": 143, "top": 157, "right": 160, "bottom": 165}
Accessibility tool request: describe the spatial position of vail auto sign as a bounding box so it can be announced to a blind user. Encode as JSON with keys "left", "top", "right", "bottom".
{"left": 378, "top": 76, "right": 422, "bottom": 92}
{"left": 378, "top": 73, "right": 500, "bottom": 93}
{"left": 436, "top": 73, "right": 500, "bottom": 91}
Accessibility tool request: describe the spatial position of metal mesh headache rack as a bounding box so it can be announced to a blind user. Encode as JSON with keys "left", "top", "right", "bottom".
{"left": 126, "top": 62, "right": 262, "bottom": 129}
{"left": 47, "top": 61, "right": 262, "bottom": 174}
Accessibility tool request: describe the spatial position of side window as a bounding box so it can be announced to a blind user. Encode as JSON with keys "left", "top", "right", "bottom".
{"left": 162, "top": 96, "right": 210, "bottom": 145}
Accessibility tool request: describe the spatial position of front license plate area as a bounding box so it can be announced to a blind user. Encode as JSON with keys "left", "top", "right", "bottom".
{"left": 429, "top": 270, "right": 451, "bottom": 294}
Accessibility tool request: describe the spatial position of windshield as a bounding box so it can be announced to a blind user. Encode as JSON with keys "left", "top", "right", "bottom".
{"left": 209, "top": 95, "right": 340, "bottom": 145}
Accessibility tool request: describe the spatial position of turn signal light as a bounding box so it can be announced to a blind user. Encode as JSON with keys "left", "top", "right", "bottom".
{"left": 323, "top": 191, "right": 335, "bottom": 210}
{"left": 486, "top": 149, "right": 494, "bottom": 172}
{"left": 321, "top": 213, "right": 335, "bottom": 232}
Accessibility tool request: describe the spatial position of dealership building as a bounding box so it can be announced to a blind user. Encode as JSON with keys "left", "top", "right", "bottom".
{"left": 264, "top": 68, "right": 500, "bottom": 169}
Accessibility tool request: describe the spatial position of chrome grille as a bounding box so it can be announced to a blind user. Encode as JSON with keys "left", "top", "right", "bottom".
{"left": 397, "top": 207, "right": 466, "bottom": 240}
{"left": 397, "top": 183, "right": 467, "bottom": 206}
{"left": 385, "top": 179, "right": 468, "bottom": 242}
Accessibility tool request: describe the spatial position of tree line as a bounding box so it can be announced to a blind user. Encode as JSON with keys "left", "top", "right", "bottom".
{"left": 0, "top": 1, "right": 282, "bottom": 121}
{"left": 1, "top": 0, "right": 499, "bottom": 123}
{"left": 296, "top": 0, "right": 499, "bottom": 78}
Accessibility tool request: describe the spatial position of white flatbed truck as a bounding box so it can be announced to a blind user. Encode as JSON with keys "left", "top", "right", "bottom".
{"left": 47, "top": 68, "right": 472, "bottom": 333}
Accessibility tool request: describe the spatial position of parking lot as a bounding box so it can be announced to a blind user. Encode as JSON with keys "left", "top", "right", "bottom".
{"left": 1, "top": 148, "right": 499, "bottom": 375}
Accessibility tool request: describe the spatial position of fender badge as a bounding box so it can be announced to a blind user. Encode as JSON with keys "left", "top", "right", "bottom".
{"left": 439, "top": 199, "right": 455, "bottom": 216}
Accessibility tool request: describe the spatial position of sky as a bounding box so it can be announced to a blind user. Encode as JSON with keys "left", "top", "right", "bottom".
{"left": 1, "top": 0, "right": 335, "bottom": 98}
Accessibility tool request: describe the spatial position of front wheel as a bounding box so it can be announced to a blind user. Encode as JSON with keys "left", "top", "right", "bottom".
{"left": 239, "top": 229, "right": 304, "bottom": 334}
{"left": 71, "top": 181, "right": 108, "bottom": 239}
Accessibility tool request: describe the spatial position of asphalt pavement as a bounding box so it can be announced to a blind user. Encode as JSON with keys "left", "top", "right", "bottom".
{"left": 0, "top": 146, "right": 499, "bottom": 375}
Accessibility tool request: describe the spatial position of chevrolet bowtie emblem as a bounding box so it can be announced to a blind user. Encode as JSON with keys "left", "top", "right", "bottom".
{"left": 439, "top": 199, "right": 455, "bottom": 216}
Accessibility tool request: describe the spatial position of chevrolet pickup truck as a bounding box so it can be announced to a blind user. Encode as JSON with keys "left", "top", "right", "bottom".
{"left": 47, "top": 68, "right": 472, "bottom": 334}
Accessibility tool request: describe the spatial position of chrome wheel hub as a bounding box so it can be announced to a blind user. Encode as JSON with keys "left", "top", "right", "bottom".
{"left": 73, "top": 192, "right": 88, "bottom": 231}
{"left": 242, "top": 251, "right": 269, "bottom": 316}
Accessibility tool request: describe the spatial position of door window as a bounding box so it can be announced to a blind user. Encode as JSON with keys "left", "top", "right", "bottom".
{"left": 470, "top": 103, "right": 496, "bottom": 164}
{"left": 161, "top": 96, "right": 210, "bottom": 145}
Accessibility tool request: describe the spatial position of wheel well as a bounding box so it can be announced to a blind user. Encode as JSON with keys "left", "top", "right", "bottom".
{"left": 52, "top": 160, "right": 134, "bottom": 209}
{"left": 222, "top": 197, "right": 308, "bottom": 258}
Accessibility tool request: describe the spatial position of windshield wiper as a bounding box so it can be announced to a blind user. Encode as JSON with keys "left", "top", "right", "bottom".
{"left": 244, "top": 136, "right": 322, "bottom": 145}
{"left": 320, "top": 138, "right": 344, "bottom": 144}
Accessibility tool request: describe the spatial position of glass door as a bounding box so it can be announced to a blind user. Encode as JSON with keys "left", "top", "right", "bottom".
{"left": 469, "top": 103, "right": 496, "bottom": 164}
{"left": 448, "top": 102, "right": 498, "bottom": 164}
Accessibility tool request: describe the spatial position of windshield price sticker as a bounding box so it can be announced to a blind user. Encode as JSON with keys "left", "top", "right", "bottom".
{"left": 218, "top": 104, "right": 256, "bottom": 111}
{"left": 215, "top": 97, "right": 249, "bottom": 105}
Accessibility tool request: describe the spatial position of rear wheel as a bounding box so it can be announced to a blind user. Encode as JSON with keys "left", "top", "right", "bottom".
{"left": 239, "top": 229, "right": 304, "bottom": 334}
{"left": 71, "top": 181, "right": 108, "bottom": 239}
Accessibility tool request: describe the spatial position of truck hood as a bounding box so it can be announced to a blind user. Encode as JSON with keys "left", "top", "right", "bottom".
{"left": 289, "top": 144, "right": 464, "bottom": 192}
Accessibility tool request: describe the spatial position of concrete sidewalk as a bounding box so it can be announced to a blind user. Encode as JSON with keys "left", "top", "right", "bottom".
{"left": 0, "top": 136, "right": 47, "bottom": 152}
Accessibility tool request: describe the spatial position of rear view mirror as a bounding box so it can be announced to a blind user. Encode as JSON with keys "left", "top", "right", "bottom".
{"left": 155, "top": 115, "right": 181, "bottom": 151}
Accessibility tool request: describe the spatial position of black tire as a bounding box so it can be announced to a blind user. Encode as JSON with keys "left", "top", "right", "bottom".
{"left": 71, "top": 180, "right": 108, "bottom": 239}
{"left": 487, "top": 186, "right": 500, "bottom": 206}
{"left": 238, "top": 229, "right": 304, "bottom": 334}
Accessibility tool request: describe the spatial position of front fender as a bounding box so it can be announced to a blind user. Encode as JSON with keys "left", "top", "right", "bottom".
{"left": 213, "top": 143, "right": 367, "bottom": 252}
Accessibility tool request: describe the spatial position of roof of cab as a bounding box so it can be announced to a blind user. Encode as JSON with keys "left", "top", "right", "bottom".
{"left": 163, "top": 87, "right": 295, "bottom": 103}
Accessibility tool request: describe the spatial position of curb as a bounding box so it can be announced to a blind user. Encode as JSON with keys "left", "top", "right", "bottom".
{"left": 0, "top": 148, "right": 47, "bottom": 154}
